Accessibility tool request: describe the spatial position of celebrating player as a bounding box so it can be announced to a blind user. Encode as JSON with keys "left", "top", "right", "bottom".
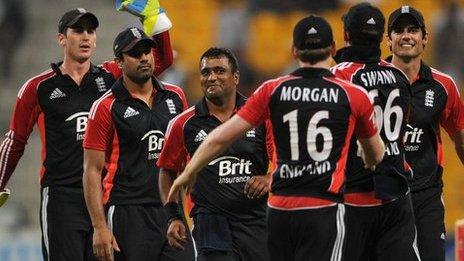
{"left": 158, "top": 47, "right": 273, "bottom": 261}
{"left": 387, "top": 6, "right": 464, "bottom": 260}
{"left": 332, "top": 3, "right": 420, "bottom": 260}
{"left": 83, "top": 27, "right": 195, "bottom": 261}
{"left": 166, "top": 15, "right": 384, "bottom": 261}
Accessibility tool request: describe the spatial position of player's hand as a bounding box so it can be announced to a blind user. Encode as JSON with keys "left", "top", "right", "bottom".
{"left": 115, "top": 0, "right": 172, "bottom": 35}
{"left": 244, "top": 175, "right": 270, "bottom": 199}
{"left": 357, "top": 140, "right": 376, "bottom": 171}
{"left": 167, "top": 171, "right": 196, "bottom": 202}
{"left": 93, "top": 226, "right": 120, "bottom": 261}
{"left": 0, "top": 188, "right": 10, "bottom": 207}
{"left": 167, "top": 219, "right": 187, "bottom": 250}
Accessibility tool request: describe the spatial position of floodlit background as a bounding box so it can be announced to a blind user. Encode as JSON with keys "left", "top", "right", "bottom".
{"left": 0, "top": 0, "right": 463, "bottom": 260}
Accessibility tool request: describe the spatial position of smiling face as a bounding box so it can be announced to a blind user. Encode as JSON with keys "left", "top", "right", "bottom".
{"left": 58, "top": 18, "right": 97, "bottom": 63}
{"left": 388, "top": 15, "right": 428, "bottom": 60}
{"left": 200, "top": 56, "right": 239, "bottom": 102}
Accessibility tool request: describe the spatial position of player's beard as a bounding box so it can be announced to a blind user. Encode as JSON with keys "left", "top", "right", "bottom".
{"left": 127, "top": 65, "right": 153, "bottom": 85}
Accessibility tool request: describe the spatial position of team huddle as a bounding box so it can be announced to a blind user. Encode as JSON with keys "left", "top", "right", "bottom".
{"left": 0, "top": 1, "right": 463, "bottom": 261}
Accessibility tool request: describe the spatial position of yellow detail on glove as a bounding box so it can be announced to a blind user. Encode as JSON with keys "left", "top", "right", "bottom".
{"left": 0, "top": 188, "right": 10, "bottom": 207}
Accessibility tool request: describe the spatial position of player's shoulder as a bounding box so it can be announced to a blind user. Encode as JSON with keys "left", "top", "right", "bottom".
{"left": 378, "top": 59, "right": 410, "bottom": 80}
{"left": 89, "top": 90, "right": 116, "bottom": 119}
{"left": 17, "top": 69, "right": 56, "bottom": 98}
{"left": 161, "top": 81, "right": 186, "bottom": 98}
{"left": 254, "top": 74, "right": 299, "bottom": 94}
{"left": 325, "top": 76, "right": 370, "bottom": 98}
{"left": 170, "top": 106, "right": 196, "bottom": 125}
{"left": 430, "top": 67, "right": 460, "bottom": 96}
{"left": 165, "top": 106, "right": 196, "bottom": 136}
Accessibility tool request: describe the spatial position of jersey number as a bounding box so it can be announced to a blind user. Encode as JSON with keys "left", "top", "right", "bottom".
{"left": 283, "top": 110, "right": 333, "bottom": 161}
{"left": 368, "top": 89, "right": 402, "bottom": 141}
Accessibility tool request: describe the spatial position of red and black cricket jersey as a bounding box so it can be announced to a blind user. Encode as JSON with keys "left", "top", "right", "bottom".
{"left": 0, "top": 31, "right": 174, "bottom": 190}
{"left": 83, "top": 77, "right": 188, "bottom": 206}
{"left": 237, "top": 67, "right": 378, "bottom": 210}
{"left": 157, "top": 95, "right": 274, "bottom": 220}
{"left": 332, "top": 46, "right": 412, "bottom": 206}
{"left": 385, "top": 58, "right": 464, "bottom": 192}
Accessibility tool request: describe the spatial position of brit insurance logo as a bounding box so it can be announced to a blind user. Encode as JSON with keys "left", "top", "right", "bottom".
{"left": 404, "top": 124, "right": 424, "bottom": 152}
{"left": 65, "top": 112, "right": 90, "bottom": 141}
{"left": 141, "top": 130, "right": 165, "bottom": 160}
{"left": 208, "top": 156, "right": 253, "bottom": 184}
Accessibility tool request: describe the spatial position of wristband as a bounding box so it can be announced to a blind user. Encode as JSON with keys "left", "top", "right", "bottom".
{"left": 164, "top": 201, "right": 182, "bottom": 222}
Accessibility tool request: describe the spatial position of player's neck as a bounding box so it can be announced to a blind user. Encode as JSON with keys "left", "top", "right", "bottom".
{"left": 124, "top": 77, "right": 154, "bottom": 108}
{"left": 206, "top": 92, "right": 237, "bottom": 123}
{"left": 299, "top": 58, "right": 332, "bottom": 70}
{"left": 391, "top": 55, "right": 422, "bottom": 84}
{"left": 60, "top": 58, "right": 91, "bottom": 86}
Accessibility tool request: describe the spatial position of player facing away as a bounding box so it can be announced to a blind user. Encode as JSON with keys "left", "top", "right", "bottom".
{"left": 386, "top": 6, "right": 464, "bottom": 261}
{"left": 82, "top": 27, "right": 195, "bottom": 261}
{"left": 166, "top": 15, "right": 385, "bottom": 261}
{"left": 331, "top": 3, "right": 420, "bottom": 260}
{"left": 0, "top": 8, "right": 172, "bottom": 261}
{"left": 157, "top": 47, "right": 274, "bottom": 261}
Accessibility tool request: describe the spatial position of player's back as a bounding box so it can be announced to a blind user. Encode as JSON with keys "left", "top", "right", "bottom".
{"left": 332, "top": 60, "right": 411, "bottom": 201}
{"left": 265, "top": 67, "right": 375, "bottom": 203}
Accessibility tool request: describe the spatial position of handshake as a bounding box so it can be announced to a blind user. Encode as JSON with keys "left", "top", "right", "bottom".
{"left": 115, "top": 0, "right": 172, "bottom": 35}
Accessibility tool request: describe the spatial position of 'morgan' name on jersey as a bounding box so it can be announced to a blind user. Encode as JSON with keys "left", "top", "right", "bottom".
{"left": 359, "top": 70, "right": 397, "bottom": 87}
{"left": 280, "top": 86, "right": 339, "bottom": 103}
{"left": 279, "top": 161, "right": 332, "bottom": 179}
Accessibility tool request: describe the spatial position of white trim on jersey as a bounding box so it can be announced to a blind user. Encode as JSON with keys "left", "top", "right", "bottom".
{"left": 107, "top": 205, "right": 115, "bottom": 232}
{"left": 330, "top": 203, "right": 346, "bottom": 261}
{"left": 17, "top": 69, "right": 54, "bottom": 99}
{"left": 0, "top": 130, "right": 14, "bottom": 186}
{"left": 413, "top": 225, "right": 422, "bottom": 261}
{"left": 89, "top": 90, "right": 113, "bottom": 120}
{"left": 41, "top": 187, "right": 50, "bottom": 261}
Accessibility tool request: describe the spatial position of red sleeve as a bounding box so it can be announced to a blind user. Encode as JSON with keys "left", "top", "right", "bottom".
{"left": 331, "top": 66, "right": 349, "bottom": 81}
{"left": 237, "top": 81, "right": 273, "bottom": 126}
{"left": 156, "top": 111, "right": 190, "bottom": 170}
{"left": 152, "top": 31, "right": 173, "bottom": 75}
{"left": 83, "top": 96, "right": 115, "bottom": 151}
{"left": 99, "top": 30, "right": 173, "bottom": 78}
{"left": 349, "top": 86, "right": 378, "bottom": 139}
{"left": 0, "top": 79, "right": 43, "bottom": 190}
{"left": 440, "top": 80, "right": 464, "bottom": 135}
{"left": 264, "top": 119, "right": 276, "bottom": 171}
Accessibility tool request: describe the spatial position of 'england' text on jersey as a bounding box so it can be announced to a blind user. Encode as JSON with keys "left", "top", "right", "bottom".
{"left": 279, "top": 161, "right": 332, "bottom": 179}
{"left": 280, "top": 86, "right": 339, "bottom": 103}
{"left": 359, "top": 70, "right": 397, "bottom": 87}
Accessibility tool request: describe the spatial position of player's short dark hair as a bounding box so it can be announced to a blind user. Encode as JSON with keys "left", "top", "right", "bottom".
{"left": 200, "top": 47, "right": 239, "bottom": 73}
{"left": 295, "top": 46, "right": 332, "bottom": 65}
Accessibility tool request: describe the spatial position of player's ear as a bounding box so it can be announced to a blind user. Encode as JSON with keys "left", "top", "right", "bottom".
{"left": 57, "top": 33, "right": 66, "bottom": 47}
{"left": 292, "top": 45, "right": 299, "bottom": 59}
{"left": 234, "top": 70, "right": 240, "bottom": 85}
{"left": 114, "top": 56, "right": 123, "bottom": 69}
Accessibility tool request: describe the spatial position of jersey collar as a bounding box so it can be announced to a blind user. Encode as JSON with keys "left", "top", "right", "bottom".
{"left": 290, "top": 67, "right": 334, "bottom": 78}
{"left": 195, "top": 92, "right": 246, "bottom": 117}
{"left": 112, "top": 76, "right": 166, "bottom": 101}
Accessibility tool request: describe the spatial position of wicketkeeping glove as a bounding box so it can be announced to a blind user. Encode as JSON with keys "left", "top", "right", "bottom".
{"left": 0, "top": 188, "right": 10, "bottom": 207}
{"left": 115, "top": 0, "right": 172, "bottom": 35}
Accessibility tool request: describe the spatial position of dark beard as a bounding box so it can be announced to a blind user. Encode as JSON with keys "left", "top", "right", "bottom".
{"left": 127, "top": 72, "right": 152, "bottom": 85}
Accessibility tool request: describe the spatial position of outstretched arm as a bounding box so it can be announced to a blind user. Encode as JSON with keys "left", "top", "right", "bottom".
{"left": 167, "top": 115, "right": 254, "bottom": 202}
